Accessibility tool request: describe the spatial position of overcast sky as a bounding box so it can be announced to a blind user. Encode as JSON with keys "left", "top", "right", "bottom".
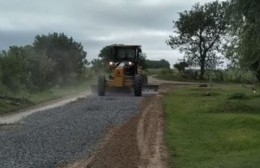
{"left": 0, "top": 0, "right": 221, "bottom": 66}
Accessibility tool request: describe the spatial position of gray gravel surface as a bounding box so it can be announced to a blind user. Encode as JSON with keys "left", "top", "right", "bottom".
{"left": 0, "top": 96, "right": 142, "bottom": 168}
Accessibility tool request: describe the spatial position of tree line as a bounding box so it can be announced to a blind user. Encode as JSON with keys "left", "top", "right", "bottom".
{"left": 167, "top": 0, "right": 260, "bottom": 81}
{"left": 0, "top": 33, "right": 87, "bottom": 93}
{"left": 145, "top": 59, "right": 170, "bottom": 69}
{"left": 0, "top": 37, "right": 170, "bottom": 95}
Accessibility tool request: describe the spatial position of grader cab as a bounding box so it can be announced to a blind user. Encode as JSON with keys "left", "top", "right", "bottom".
{"left": 97, "top": 45, "right": 151, "bottom": 96}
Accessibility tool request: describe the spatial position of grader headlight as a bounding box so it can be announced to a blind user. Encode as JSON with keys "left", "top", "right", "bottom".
{"left": 109, "top": 61, "right": 114, "bottom": 66}
{"left": 128, "top": 61, "right": 134, "bottom": 66}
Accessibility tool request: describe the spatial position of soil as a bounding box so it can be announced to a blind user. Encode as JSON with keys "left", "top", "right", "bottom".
{"left": 63, "top": 84, "right": 171, "bottom": 168}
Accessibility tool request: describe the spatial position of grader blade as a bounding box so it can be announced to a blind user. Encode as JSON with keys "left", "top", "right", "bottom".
{"left": 142, "top": 84, "right": 159, "bottom": 92}
{"left": 91, "top": 85, "right": 132, "bottom": 96}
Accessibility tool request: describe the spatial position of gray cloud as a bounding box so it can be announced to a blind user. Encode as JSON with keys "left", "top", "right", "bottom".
{"left": 0, "top": 0, "right": 221, "bottom": 65}
{"left": 0, "top": 30, "right": 35, "bottom": 49}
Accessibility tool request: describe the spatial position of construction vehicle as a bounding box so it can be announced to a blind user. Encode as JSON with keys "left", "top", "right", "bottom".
{"left": 97, "top": 45, "right": 158, "bottom": 96}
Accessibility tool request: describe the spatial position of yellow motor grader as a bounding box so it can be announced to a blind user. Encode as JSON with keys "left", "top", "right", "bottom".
{"left": 97, "top": 45, "right": 158, "bottom": 96}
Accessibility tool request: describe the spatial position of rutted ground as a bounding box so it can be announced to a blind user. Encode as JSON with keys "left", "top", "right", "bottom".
{"left": 137, "top": 95, "right": 168, "bottom": 168}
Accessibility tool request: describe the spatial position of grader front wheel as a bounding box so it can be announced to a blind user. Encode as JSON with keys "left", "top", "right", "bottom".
{"left": 98, "top": 75, "right": 106, "bottom": 96}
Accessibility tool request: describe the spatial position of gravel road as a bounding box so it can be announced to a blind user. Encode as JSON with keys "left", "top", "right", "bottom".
{"left": 0, "top": 96, "right": 142, "bottom": 168}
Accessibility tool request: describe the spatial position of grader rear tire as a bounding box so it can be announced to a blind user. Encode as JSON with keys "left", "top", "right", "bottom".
{"left": 142, "top": 74, "right": 148, "bottom": 85}
{"left": 134, "top": 74, "right": 142, "bottom": 96}
{"left": 98, "top": 75, "right": 106, "bottom": 96}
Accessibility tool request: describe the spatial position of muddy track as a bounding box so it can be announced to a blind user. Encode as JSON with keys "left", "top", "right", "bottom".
{"left": 137, "top": 95, "right": 168, "bottom": 168}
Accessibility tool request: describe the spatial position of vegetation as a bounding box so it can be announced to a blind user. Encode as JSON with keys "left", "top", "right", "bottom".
{"left": 0, "top": 80, "right": 92, "bottom": 115}
{"left": 34, "top": 33, "right": 88, "bottom": 85}
{"left": 167, "top": 1, "right": 228, "bottom": 79}
{"left": 164, "top": 85, "right": 260, "bottom": 168}
{"left": 0, "top": 32, "right": 90, "bottom": 114}
{"left": 0, "top": 33, "right": 87, "bottom": 93}
{"left": 174, "top": 61, "right": 189, "bottom": 74}
{"left": 166, "top": 0, "right": 260, "bottom": 82}
{"left": 91, "top": 59, "right": 104, "bottom": 73}
{"left": 163, "top": 2, "right": 260, "bottom": 166}
{"left": 145, "top": 59, "right": 170, "bottom": 69}
{"left": 98, "top": 44, "right": 115, "bottom": 64}
{"left": 226, "top": 0, "right": 260, "bottom": 80}
{"left": 156, "top": 68, "right": 256, "bottom": 83}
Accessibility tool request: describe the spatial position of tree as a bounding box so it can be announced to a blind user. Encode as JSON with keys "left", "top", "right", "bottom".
{"left": 33, "top": 33, "right": 87, "bottom": 84}
{"left": 91, "top": 59, "right": 104, "bottom": 72}
{"left": 98, "top": 44, "right": 115, "bottom": 63}
{"left": 0, "top": 46, "right": 27, "bottom": 92}
{"left": 174, "top": 61, "right": 189, "bottom": 73}
{"left": 0, "top": 45, "right": 56, "bottom": 91}
{"left": 167, "top": 1, "right": 228, "bottom": 79}
{"left": 227, "top": 0, "right": 260, "bottom": 80}
{"left": 145, "top": 59, "right": 170, "bottom": 69}
{"left": 23, "top": 45, "right": 56, "bottom": 90}
{"left": 160, "top": 59, "right": 171, "bottom": 69}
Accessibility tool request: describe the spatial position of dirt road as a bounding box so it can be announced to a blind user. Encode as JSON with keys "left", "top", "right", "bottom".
{"left": 0, "top": 95, "right": 143, "bottom": 168}
{"left": 63, "top": 83, "right": 171, "bottom": 168}
{"left": 0, "top": 79, "right": 181, "bottom": 168}
{"left": 76, "top": 77, "right": 202, "bottom": 167}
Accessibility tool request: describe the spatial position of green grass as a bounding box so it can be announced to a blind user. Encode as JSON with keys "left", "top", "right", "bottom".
{"left": 164, "top": 84, "right": 260, "bottom": 168}
{"left": 0, "top": 79, "right": 94, "bottom": 115}
{"left": 26, "top": 80, "right": 93, "bottom": 103}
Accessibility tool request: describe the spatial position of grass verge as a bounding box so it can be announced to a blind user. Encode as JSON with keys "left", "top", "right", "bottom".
{"left": 0, "top": 79, "right": 94, "bottom": 115}
{"left": 164, "top": 84, "right": 260, "bottom": 168}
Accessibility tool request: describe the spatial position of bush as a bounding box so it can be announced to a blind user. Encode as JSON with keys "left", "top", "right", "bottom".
{"left": 154, "top": 66, "right": 257, "bottom": 84}
{"left": 223, "top": 69, "right": 255, "bottom": 83}
{"left": 0, "top": 83, "right": 12, "bottom": 96}
{"left": 157, "top": 69, "right": 176, "bottom": 80}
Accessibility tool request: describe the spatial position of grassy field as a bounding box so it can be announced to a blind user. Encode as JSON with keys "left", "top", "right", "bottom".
{"left": 0, "top": 80, "right": 93, "bottom": 115}
{"left": 164, "top": 84, "right": 260, "bottom": 168}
